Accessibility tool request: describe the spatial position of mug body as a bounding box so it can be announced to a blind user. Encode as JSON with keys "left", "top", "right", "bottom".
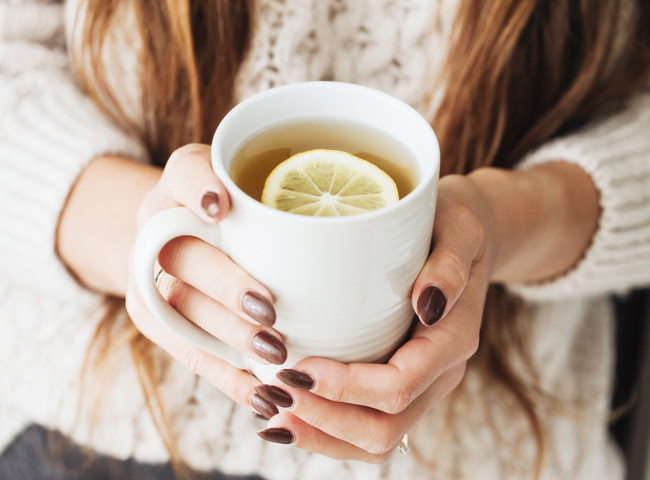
{"left": 212, "top": 82, "right": 439, "bottom": 373}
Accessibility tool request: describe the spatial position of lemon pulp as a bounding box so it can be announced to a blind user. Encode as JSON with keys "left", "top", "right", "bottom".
{"left": 261, "top": 149, "right": 399, "bottom": 217}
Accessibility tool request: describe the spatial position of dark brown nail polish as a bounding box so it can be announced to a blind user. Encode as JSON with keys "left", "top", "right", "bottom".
{"left": 255, "top": 384, "right": 293, "bottom": 408}
{"left": 241, "top": 291, "right": 276, "bottom": 326}
{"left": 252, "top": 332, "right": 287, "bottom": 365}
{"left": 276, "top": 369, "right": 314, "bottom": 391}
{"left": 201, "top": 191, "right": 220, "bottom": 218}
{"left": 250, "top": 393, "right": 279, "bottom": 420}
{"left": 416, "top": 285, "right": 447, "bottom": 326}
{"left": 257, "top": 427, "right": 295, "bottom": 445}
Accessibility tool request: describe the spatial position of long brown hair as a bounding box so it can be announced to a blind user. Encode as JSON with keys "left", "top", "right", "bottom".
{"left": 73, "top": 0, "right": 250, "bottom": 165}
{"left": 433, "top": 0, "right": 650, "bottom": 476}
{"left": 73, "top": 0, "right": 650, "bottom": 477}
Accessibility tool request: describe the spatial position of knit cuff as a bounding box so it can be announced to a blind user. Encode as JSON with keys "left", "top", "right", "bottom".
{"left": 506, "top": 92, "right": 650, "bottom": 301}
{"left": 0, "top": 69, "right": 148, "bottom": 298}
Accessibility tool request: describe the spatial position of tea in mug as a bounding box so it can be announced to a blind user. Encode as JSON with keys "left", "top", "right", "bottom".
{"left": 230, "top": 119, "right": 418, "bottom": 205}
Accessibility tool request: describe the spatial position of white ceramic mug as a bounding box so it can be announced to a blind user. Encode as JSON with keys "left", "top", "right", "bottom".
{"left": 133, "top": 82, "right": 439, "bottom": 382}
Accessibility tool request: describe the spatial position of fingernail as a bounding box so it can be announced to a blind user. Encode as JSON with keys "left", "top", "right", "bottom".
{"left": 255, "top": 384, "right": 293, "bottom": 408}
{"left": 249, "top": 393, "right": 279, "bottom": 420}
{"left": 252, "top": 332, "right": 287, "bottom": 365}
{"left": 416, "top": 285, "right": 447, "bottom": 326}
{"left": 257, "top": 427, "right": 295, "bottom": 445}
{"left": 201, "top": 191, "right": 220, "bottom": 218}
{"left": 241, "top": 291, "right": 276, "bottom": 326}
{"left": 276, "top": 369, "right": 314, "bottom": 391}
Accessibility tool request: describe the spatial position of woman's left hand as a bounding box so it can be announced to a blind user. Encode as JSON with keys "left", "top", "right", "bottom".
{"left": 254, "top": 173, "right": 496, "bottom": 463}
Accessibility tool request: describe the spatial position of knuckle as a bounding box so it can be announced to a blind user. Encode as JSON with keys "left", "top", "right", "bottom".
{"left": 295, "top": 404, "right": 328, "bottom": 431}
{"left": 157, "top": 238, "right": 183, "bottom": 271}
{"left": 355, "top": 415, "right": 397, "bottom": 455}
{"left": 323, "top": 366, "right": 354, "bottom": 403}
{"left": 455, "top": 204, "right": 487, "bottom": 246}
{"left": 200, "top": 253, "right": 250, "bottom": 304}
{"left": 161, "top": 277, "right": 187, "bottom": 309}
{"left": 362, "top": 424, "right": 401, "bottom": 456}
{"left": 368, "top": 453, "right": 391, "bottom": 464}
{"left": 166, "top": 144, "right": 201, "bottom": 170}
{"left": 205, "top": 264, "right": 250, "bottom": 311}
{"left": 455, "top": 202, "right": 483, "bottom": 228}
{"left": 162, "top": 145, "right": 201, "bottom": 186}
{"left": 327, "top": 382, "right": 349, "bottom": 404}
{"left": 462, "top": 331, "right": 480, "bottom": 360}
{"left": 207, "top": 268, "right": 232, "bottom": 304}
{"left": 178, "top": 345, "right": 203, "bottom": 375}
{"left": 215, "top": 366, "right": 239, "bottom": 397}
{"left": 440, "top": 250, "right": 470, "bottom": 289}
{"left": 382, "top": 385, "right": 415, "bottom": 415}
{"left": 364, "top": 438, "right": 393, "bottom": 456}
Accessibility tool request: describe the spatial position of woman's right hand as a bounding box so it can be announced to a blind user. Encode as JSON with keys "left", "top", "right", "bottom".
{"left": 125, "top": 144, "right": 287, "bottom": 420}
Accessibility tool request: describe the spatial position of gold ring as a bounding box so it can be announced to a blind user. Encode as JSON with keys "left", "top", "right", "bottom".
{"left": 154, "top": 267, "right": 165, "bottom": 288}
{"left": 397, "top": 433, "right": 409, "bottom": 455}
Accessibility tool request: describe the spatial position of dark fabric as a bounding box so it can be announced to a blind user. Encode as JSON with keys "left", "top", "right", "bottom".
{"left": 609, "top": 289, "right": 650, "bottom": 480}
{"left": 0, "top": 424, "right": 265, "bottom": 480}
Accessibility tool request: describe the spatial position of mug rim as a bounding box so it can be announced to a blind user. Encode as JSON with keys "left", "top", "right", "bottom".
{"left": 211, "top": 81, "right": 439, "bottom": 224}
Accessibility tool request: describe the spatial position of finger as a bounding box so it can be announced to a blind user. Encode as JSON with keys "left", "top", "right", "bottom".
{"left": 276, "top": 272, "right": 486, "bottom": 413}
{"left": 280, "top": 364, "right": 465, "bottom": 451}
{"left": 259, "top": 413, "right": 388, "bottom": 464}
{"left": 161, "top": 143, "right": 231, "bottom": 223}
{"left": 158, "top": 236, "right": 276, "bottom": 326}
{"left": 260, "top": 365, "right": 465, "bottom": 458}
{"left": 156, "top": 271, "right": 286, "bottom": 365}
{"left": 412, "top": 199, "right": 486, "bottom": 327}
{"left": 262, "top": 386, "right": 400, "bottom": 455}
{"left": 161, "top": 338, "right": 278, "bottom": 420}
{"left": 125, "top": 280, "right": 260, "bottom": 409}
{"left": 128, "top": 279, "right": 285, "bottom": 420}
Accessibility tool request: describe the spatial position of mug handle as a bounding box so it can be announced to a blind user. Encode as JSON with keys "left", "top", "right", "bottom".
{"left": 132, "top": 207, "right": 245, "bottom": 368}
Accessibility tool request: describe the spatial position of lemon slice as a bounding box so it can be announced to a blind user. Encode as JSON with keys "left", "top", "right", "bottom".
{"left": 261, "top": 149, "right": 399, "bottom": 216}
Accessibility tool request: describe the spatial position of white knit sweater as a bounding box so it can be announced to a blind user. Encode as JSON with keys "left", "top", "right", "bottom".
{"left": 2, "top": 1, "right": 650, "bottom": 479}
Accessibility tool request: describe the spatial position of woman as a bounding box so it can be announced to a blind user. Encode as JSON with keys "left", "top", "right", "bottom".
{"left": 1, "top": 0, "right": 649, "bottom": 479}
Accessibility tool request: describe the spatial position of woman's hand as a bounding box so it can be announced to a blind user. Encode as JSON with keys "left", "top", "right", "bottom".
{"left": 253, "top": 173, "right": 495, "bottom": 462}
{"left": 124, "top": 144, "right": 288, "bottom": 419}
{"left": 251, "top": 160, "right": 600, "bottom": 462}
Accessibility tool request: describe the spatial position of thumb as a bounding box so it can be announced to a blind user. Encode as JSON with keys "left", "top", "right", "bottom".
{"left": 412, "top": 212, "right": 485, "bottom": 326}
{"left": 161, "top": 143, "right": 231, "bottom": 224}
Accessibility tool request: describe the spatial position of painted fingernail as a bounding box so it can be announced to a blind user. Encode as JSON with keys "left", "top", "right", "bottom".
{"left": 276, "top": 369, "right": 314, "bottom": 391}
{"left": 249, "top": 393, "right": 279, "bottom": 420}
{"left": 257, "top": 427, "right": 295, "bottom": 445}
{"left": 255, "top": 384, "right": 293, "bottom": 408}
{"left": 241, "top": 291, "right": 276, "bottom": 326}
{"left": 252, "top": 332, "right": 287, "bottom": 365}
{"left": 416, "top": 285, "right": 447, "bottom": 326}
{"left": 201, "top": 191, "right": 220, "bottom": 218}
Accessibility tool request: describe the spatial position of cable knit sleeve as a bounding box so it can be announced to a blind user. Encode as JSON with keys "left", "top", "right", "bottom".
{"left": 0, "top": 1, "right": 147, "bottom": 298}
{"left": 506, "top": 89, "right": 650, "bottom": 301}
